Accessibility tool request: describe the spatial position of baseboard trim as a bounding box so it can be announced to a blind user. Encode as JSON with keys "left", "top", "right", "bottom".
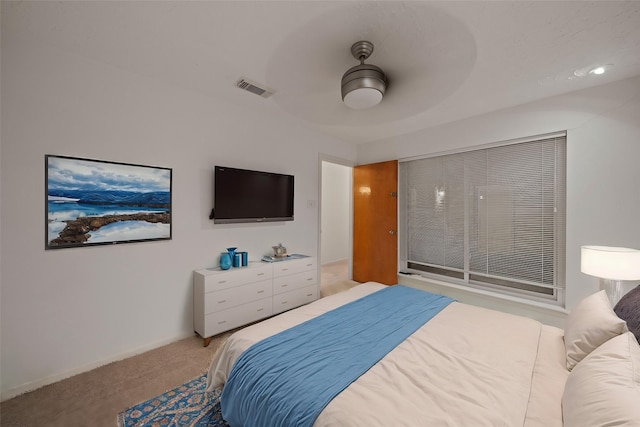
{"left": 1, "top": 331, "right": 194, "bottom": 402}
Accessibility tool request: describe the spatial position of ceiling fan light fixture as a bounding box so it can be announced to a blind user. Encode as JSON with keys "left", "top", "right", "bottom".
{"left": 341, "top": 41, "right": 387, "bottom": 109}
{"left": 343, "top": 87, "right": 384, "bottom": 110}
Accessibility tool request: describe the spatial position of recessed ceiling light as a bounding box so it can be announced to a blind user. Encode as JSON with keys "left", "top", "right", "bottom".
{"left": 571, "top": 64, "right": 613, "bottom": 79}
{"left": 589, "top": 64, "right": 613, "bottom": 75}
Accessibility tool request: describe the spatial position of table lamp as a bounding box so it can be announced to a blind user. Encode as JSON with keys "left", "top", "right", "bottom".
{"left": 581, "top": 245, "right": 640, "bottom": 306}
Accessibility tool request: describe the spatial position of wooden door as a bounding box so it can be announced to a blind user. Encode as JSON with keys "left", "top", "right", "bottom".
{"left": 353, "top": 160, "right": 398, "bottom": 285}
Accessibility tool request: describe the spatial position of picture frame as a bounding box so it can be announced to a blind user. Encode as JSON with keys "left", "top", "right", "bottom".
{"left": 45, "top": 155, "right": 172, "bottom": 249}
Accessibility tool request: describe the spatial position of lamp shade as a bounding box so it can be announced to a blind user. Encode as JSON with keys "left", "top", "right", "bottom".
{"left": 581, "top": 246, "right": 640, "bottom": 280}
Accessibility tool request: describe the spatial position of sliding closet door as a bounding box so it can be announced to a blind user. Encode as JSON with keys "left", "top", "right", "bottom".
{"left": 353, "top": 160, "right": 398, "bottom": 285}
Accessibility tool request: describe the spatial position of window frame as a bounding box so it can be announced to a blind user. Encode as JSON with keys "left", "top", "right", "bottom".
{"left": 398, "top": 132, "right": 566, "bottom": 306}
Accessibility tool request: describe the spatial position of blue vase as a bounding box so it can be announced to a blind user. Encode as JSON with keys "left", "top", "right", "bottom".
{"left": 220, "top": 252, "right": 232, "bottom": 270}
{"left": 226, "top": 247, "right": 237, "bottom": 266}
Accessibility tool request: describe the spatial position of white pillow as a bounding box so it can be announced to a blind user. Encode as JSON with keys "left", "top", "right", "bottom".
{"left": 564, "top": 290, "right": 627, "bottom": 370}
{"left": 562, "top": 332, "right": 640, "bottom": 427}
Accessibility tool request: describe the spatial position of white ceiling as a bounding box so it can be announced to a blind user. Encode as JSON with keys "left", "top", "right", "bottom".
{"left": 5, "top": 1, "right": 640, "bottom": 144}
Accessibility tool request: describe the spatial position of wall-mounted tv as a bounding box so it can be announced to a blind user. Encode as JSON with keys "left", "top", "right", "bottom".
{"left": 212, "top": 166, "right": 294, "bottom": 224}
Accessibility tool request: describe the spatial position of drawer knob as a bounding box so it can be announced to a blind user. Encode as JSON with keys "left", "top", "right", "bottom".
{"left": 306, "top": 278, "right": 313, "bottom": 281}
{"left": 307, "top": 293, "right": 313, "bottom": 297}
{"left": 257, "top": 308, "right": 264, "bottom": 312}
{"left": 282, "top": 300, "right": 288, "bottom": 304}
{"left": 257, "top": 290, "right": 264, "bottom": 294}
{"left": 257, "top": 272, "right": 265, "bottom": 276}
{"left": 218, "top": 280, "right": 227, "bottom": 284}
{"left": 282, "top": 268, "right": 288, "bottom": 271}
{"left": 218, "top": 300, "right": 227, "bottom": 304}
{"left": 218, "top": 320, "right": 226, "bottom": 325}
{"left": 282, "top": 284, "right": 288, "bottom": 287}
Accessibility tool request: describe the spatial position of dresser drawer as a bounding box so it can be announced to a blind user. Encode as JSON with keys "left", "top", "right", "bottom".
{"left": 204, "top": 279, "right": 272, "bottom": 314}
{"left": 199, "top": 264, "right": 272, "bottom": 292}
{"left": 204, "top": 297, "right": 273, "bottom": 337}
{"left": 273, "top": 285, "right": 318, "bottom": 314}
{"left": 273, "top": 270, "right": 317, "bottom": 295}
{"left": 272, "top": 257, "right": 317, "bottom": 278}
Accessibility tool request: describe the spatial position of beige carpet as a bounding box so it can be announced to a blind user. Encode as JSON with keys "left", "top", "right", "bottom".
{"left": 320, "top": 259, "right": 359, "bottom": 297}
{"left": 0, "top": 261, "right": 358, "bottom": 427}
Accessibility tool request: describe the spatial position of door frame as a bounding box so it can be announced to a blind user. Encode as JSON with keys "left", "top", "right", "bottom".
{"left": 318, "top": 154, "right": 354, "bottom": 280}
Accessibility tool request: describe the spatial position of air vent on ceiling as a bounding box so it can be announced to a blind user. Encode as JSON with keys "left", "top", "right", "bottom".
{"left": 235, "top": 78, "right": 274, "bottom": 99}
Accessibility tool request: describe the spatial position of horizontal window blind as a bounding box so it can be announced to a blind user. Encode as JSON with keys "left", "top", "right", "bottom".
{"left": 401, "top": 134, "right": 566, "bottom": 303}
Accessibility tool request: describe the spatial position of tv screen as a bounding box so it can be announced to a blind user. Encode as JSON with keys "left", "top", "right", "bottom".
{"left": 213, "top": 166, "right": 294, "bottom": 224}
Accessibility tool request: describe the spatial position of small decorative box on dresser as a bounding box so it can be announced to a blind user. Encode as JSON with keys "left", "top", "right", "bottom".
{"left": 193, "top": 256, "right": 318, "bottom": 346}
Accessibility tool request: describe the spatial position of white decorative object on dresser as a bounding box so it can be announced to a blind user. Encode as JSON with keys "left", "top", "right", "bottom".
{"left": 193, "top": 257, "right": 318, "bottom": 346}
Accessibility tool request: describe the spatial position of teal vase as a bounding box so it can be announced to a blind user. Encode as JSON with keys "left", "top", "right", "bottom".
{"left": 226, "top": 247, "right": 237, "bottom": 265}
{"left": 219, "top": 252, "right": 232, "bottom": 270}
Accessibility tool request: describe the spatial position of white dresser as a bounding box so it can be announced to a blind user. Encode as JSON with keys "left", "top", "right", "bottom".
{"left": 193, "top": 257, "right": 318, "bottom": 346}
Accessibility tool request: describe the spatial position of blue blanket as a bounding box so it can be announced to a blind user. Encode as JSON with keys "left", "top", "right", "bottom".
{"left": 220, "top": 285, "right": 454, "bottom": 427}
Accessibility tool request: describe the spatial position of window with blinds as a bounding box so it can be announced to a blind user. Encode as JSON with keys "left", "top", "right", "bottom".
{"left": 400, "top": 133, "right": 566, "bottom": 304}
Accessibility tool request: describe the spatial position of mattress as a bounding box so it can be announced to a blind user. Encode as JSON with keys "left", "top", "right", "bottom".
{"left": 206, "top": 282, "right": 569, "bottom": 426}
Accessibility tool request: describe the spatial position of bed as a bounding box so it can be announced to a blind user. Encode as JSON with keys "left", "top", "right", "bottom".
{"left": 206, "top": 282, "right": 640, "bottom": 427}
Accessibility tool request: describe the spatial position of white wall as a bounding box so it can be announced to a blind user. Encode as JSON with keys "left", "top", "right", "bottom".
{"left": 358, "top": 75, "right": 640, "bottom": 311}
{"left": 0, "top": 35, "right": 356, "bottom": 397}
{"left": 320, "top": 161, "right": 351, "bottom": 264}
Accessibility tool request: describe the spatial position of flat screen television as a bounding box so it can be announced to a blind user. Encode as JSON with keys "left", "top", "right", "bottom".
{"left": 212, "top": 166, "right": 294, "bottom": 224}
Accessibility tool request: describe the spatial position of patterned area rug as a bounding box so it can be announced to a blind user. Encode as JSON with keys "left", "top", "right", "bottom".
{"left": 117, "top": 374, "right": 230, "bottom": 427}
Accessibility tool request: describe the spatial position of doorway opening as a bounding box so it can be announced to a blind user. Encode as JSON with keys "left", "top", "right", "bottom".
{"left": 319, "top": 159, "right": 355, "bottom": 296}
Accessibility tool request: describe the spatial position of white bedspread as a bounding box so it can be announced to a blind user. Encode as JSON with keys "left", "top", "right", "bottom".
{"left": 206, "top": 282, "right": 568, "bottom": 427}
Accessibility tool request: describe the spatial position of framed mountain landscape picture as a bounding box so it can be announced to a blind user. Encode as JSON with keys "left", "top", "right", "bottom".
{"left": 45, "top": 155, "right": 172, "bottom": 249}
